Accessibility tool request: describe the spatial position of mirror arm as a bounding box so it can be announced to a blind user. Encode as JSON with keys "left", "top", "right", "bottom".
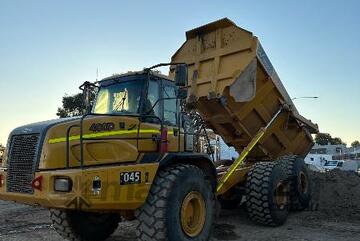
{"left": 144, "top": 62, "right": 187, "bottom": 72}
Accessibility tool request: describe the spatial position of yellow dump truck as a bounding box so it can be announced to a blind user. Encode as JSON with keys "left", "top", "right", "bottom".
{"left": 0, "top": 18, "right": 318, "bottom": 241}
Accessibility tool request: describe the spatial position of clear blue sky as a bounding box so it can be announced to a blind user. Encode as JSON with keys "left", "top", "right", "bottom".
{"left": 0, "top": 0, "right": 359, "bottom": 145}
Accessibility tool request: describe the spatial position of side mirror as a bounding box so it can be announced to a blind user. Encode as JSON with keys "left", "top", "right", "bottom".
{"left": 79, "top": 81, "right": 95, "bottom": 114}
{"left": 83, "top": 89, "right": 92, "bottom": 114}
{"left": 174, "top": 64, "right": 188, "bottom": 87}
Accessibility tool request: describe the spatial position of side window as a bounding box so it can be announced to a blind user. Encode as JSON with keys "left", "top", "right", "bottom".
{"left": 146, "top": 80, "right": 160, "bottom": 117}
{"left": 163, "top": 85, "right": 177, "bottom": 126}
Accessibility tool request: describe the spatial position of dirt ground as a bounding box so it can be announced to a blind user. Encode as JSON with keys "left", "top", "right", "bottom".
{"left": 1, "top": 169, "right": 360, "bottom": 241}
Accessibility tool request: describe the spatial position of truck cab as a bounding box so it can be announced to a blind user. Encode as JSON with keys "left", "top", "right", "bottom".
{"left": 0, "top": 69, "right": 210, "bottom": 210}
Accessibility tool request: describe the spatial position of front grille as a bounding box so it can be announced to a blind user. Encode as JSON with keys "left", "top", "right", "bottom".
{"left": 7, "top": 134, "right": 40, "bottom": 194}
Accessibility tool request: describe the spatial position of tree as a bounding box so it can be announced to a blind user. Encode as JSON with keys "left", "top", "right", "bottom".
{"left": 315, "top": 133, "right": 332, "bottom": 145}
{"left": 315, "top": 133, "right": 346, "bottom": 146}
{"left": 56, "top": 93, "right": 86, "bottom": 118}
{"left": 331, "top": 137, "right": 345, "bottom": 145}
{"left": 351, "top": 141, "right": 360, "bottom": 148}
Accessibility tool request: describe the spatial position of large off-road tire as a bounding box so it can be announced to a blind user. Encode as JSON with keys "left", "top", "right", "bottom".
{"left": 246, "top": 162, "right": 289, "bottom": 226}
{"left": 135, "top": 164, "right": 215, "bottom": 241}
{"left": 279, "top": 155, "right": 311, "bottom": 210}
{"left": 49, "top": 209, "right": 120, "bottom": 241}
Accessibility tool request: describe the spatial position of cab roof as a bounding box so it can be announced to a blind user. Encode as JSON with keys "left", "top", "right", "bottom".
{"left": 99, "top": 70, "right": 173, "bottom": 86}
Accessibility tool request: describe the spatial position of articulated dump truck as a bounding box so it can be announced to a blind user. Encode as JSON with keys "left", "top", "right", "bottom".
{"left": 0, "top": 18, "right": 318, "bottom": 241}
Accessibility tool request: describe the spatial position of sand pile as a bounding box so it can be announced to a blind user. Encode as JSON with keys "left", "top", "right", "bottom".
{"left": 309, "top": 169, "right": 360, "bottom": 219}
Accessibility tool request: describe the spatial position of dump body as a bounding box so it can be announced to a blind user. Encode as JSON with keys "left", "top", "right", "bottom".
{"left": 170, "top": 18, "right": 318, "bottom": 160}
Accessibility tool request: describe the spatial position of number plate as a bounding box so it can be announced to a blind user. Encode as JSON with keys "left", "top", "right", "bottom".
{"left": 120, "top": 171, "right": 141, "bottom": 185}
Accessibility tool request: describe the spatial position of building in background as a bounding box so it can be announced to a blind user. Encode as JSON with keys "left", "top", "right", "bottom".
{"left": 305, "top": 143, "right": 360, "bottom": 172}
{"left": 309, "top": 143, "right": 347, "bottom": 155}
{"left": 219, "top": 138, "right": 239, "bottom": 161}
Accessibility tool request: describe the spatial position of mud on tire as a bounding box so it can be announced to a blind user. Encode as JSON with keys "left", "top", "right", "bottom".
{"left": 246, "top": 161, "right": 289, "bottom": 226}
{"left": 49, "top": 209, "right": 120, "bottom": 241}
{"left": 135, "top": 164, "right": 215, "bottom": 241}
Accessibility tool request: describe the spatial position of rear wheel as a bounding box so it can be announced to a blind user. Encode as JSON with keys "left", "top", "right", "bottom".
{"left": 279, "top": 155, "right": 311, "bottom": 210}
{"left": 135, "top": 164, "right": 215, "bottom": 241}
{"left": 49, "top": 209, "right": 120, "bottom": 241}
{"left": 246, "top": 162, "right": 289, "bottom": 226}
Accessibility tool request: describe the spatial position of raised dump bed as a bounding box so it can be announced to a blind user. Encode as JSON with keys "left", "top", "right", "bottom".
{"left": 170, "top": 18, "right": 318, "bottom": 160}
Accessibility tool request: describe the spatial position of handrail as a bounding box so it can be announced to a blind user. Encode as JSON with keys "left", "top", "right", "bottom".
{"left": 65, "top": 112, "right": 164, "bottom": 169}
{"left": 65, "top": 124, "right": 80, "bottom": 168}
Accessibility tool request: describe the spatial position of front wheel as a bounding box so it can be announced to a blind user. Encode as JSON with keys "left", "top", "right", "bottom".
{"left": 135, "top": 164, "right": 215, "bottom": 241}
{"left": 50, "top": 209, "right": 120, "bottom": 241}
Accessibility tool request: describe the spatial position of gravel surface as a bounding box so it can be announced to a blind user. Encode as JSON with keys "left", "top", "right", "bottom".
{"left": 309, "top": 169, "right": 360, "bottom": 218}
{"left": 1, "top": 200, "right": 360, "bottom": 241}
{"left": 1, "top": 169, "right": 360, "bottom": 241}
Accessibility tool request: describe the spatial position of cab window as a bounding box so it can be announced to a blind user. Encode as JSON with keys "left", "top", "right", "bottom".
{"left": 145, "top": 80, "right": 160, "bottom": 117}
{"left": 163, "top": 85, "right": 177, "bottom": 126}
{"left": 93, "top": 80, "right": 144, "bottom": 114}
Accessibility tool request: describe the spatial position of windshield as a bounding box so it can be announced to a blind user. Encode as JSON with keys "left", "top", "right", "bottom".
{"left": 93, "top": 80, "right": 144, "bottom": 115}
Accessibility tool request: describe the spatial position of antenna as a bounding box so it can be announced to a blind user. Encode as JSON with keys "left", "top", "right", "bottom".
{"left": 292, "top": 96, "right": 319, "bottom": 101}
{"left": 96, "top": 68, "right": 99, "bottom": 82}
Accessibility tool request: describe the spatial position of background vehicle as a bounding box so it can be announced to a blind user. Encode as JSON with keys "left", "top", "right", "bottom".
{"left": 0, "top": 18, "right": 318, "bottom": 241}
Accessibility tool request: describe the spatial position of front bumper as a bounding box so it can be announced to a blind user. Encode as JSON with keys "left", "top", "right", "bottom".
{"left": 0, "top": 163, "right": 159, "bottom": 211}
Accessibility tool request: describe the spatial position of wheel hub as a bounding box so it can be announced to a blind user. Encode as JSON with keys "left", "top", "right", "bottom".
{"left": 299, "top": 171, "right": 309, "bottom": 194}
{"left": 180, "top": 191, "right": 206, "bottom": 237}
{"left": 274, "top": 182, "right": 288, "bottom": 209}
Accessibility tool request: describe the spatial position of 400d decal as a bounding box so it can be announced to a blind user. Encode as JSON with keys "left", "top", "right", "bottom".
{"left": 89, "top": 122, "right": 115, "bottom": 132}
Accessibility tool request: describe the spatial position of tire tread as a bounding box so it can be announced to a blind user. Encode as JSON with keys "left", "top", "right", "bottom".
{"left": 135, "top": 164, "right": 214, "bottom": 241}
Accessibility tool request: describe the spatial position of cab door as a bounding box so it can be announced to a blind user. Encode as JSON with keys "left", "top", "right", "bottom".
{"left": 161, "top": 80, "right": 183, "bottom": 152}
{"left": 138, "top": 79, "right": 162, "bottom": 152}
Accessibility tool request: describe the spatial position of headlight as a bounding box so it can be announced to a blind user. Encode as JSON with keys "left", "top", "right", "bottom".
{"left": 54, "top": 178, "right": 72, "bottom": 192}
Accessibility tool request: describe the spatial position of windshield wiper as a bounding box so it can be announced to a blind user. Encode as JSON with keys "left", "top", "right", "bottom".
{"left": 120, "top": 91, "right": 127, "bottom": 111}
{"left": 114, "top": 91, "right": 128, "bottom": 112}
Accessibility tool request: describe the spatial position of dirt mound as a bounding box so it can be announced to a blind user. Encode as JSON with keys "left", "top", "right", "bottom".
{"left": 309, "top": 169, "right": 360, "bottom": 219}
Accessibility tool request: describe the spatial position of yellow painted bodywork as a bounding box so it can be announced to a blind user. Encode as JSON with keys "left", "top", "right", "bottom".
{"left": 216, "top": 166, "right": 251, "bottom": 196}
{"left": 36, "top": 116, "right": 183, "bottom": 170}
{"left": 0, "top": 163, "right": 159, "bottom": 211}
{"left": 170, "top": 18, "right": 317, "bottom": 161}
{"left": 0, "top": 115, "right": 184, "bottom": 211}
